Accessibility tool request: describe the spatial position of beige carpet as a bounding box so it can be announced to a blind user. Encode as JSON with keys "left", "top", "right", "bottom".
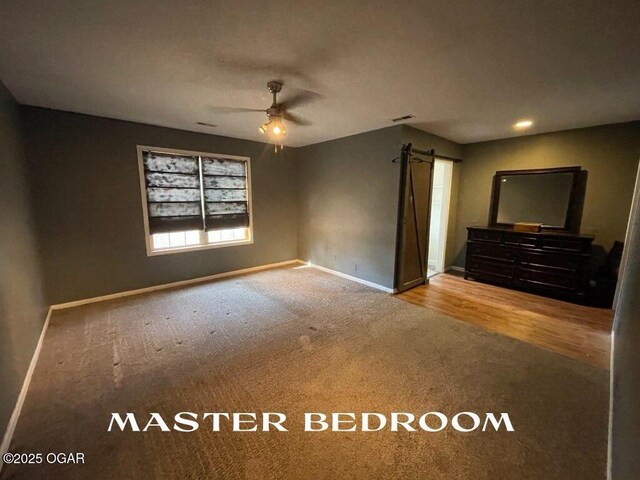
{"left": 2, "top": 265, "right": 608, "bottom": 479}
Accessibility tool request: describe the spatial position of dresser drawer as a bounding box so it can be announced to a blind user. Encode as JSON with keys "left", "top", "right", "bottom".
{"left": 517, "top": 268, "right": 577, "bottom": 290}
{"left": 468, "top": 229, "right": 502, "bottom": 243}
{"left": 540, "top": 237, "right": 589, "bottom": 253}
{"left": 467, "top": 258, "right": 515, "bottom": 279}
{"left": 468, "top": 243, "right": 516, "bottom": 263}
{"left": 519, "top": 251, "right": 582, "bottom": 272}
{"left": 503, "top": 233, "right": 538, "bottom": 248}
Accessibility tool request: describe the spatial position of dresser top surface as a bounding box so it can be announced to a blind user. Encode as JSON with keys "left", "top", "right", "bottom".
{"left": 467, "top": 226, "right": 595, "bottom": 240}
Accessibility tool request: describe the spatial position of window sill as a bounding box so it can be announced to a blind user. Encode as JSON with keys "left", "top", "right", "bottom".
{"left": 146, "top": 239, "right": 253, "bottom": 257}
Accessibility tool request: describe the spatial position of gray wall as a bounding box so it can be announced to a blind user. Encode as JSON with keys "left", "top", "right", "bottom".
{"left": 0, "top": 83, "right": 47, "bottom": 436}
{"left": 14, "top": 107, "right": 640, "bottom": 304}
{"left": 296, "top": 125, "right": 461, "bottom": 289}
{"left": 609, "top": 162, "right": 640, "bottom": 479}
{"left": 453, "top": 122, "right": 640, "bottom": 267}
{"left": 21, "top": 107, "right": 298, "bottom": 305}
{"left": 297, "top": 126, "right": 403, "bottom": 289}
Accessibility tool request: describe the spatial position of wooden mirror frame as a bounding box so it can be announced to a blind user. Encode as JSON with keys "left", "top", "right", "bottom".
{"left": 488, "top": 166, "right": 588, "bottom": 233}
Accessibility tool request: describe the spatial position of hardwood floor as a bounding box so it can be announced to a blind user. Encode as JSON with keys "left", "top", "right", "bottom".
{"left": 397, "top": 272, "right": 613, "bottom": 369}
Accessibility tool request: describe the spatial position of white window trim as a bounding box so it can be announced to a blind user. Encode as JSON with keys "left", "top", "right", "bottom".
{"left": 136, "top": 145, "right": 254, "bottom": 256}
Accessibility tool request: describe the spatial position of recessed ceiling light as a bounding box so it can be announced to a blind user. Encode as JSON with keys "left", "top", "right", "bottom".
{"left": 514, "top": 119, "right": 533, "bottom": 129}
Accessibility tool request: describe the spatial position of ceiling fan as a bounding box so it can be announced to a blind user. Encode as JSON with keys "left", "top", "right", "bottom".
{"left": 212, "top": 81, "right": 318, "bottom": 149}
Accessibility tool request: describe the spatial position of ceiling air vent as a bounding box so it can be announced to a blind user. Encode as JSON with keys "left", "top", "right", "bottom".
{"left": 391, "top": 114, "right": 415, "bottom": 123}
{"left": 196, "top": 122, "right": 217, "bottom": 127}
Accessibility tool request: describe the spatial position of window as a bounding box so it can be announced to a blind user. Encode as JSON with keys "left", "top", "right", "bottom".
{"left": 137, "top": 146, "right": 252, "bottom": 255}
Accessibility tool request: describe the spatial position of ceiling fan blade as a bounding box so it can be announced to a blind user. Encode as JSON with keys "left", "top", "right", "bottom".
{"left": 280, "top": 89, "right": 323, "bottom": 110}
{"left": 282, "top": 111, "right": 312, "bottom": 126}
{"left": 210, "top": 106, "right": 266, "bottom": 114}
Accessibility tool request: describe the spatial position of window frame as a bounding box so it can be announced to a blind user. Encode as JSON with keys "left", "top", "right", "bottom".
{"left": 136, "top": 145, "right": 254, "bottom": 256}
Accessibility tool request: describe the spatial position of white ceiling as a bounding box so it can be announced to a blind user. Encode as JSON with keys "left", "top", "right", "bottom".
{"left": 1, "top": 0, "right": 639, "bottom": 147}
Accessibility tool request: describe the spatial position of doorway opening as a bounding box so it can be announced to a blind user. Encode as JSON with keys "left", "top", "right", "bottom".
{"left": 427, "top": 159, "right": 453, "bottom": 278}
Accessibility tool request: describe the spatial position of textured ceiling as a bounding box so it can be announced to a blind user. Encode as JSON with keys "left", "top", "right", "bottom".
{"left": 1, "top": 0, "right": 639, "bottom": 147}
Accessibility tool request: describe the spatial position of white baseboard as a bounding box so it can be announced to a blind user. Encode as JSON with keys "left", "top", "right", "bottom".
{"left": 0, "top": 307, "right": 53, "bottom": 471}
{"left": 446, "top": 266, "right": 465, "bottom": 273}
{"left": 302, "top": 261, "right": 395, "bottom": 293}
{"left": 51, "top": 259, "right": 305, "bottom": 310}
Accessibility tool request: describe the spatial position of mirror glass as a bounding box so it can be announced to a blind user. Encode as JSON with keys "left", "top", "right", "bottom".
{"left": 496, "top": 172, "right": 574, "bottom": 227}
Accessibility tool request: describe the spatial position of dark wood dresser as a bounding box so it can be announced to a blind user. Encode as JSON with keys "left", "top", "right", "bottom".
{"left": 465, "top": 226, "right": 593, "bottom": 301}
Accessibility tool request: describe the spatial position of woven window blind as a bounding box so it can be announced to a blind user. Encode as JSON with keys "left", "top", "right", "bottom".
{"left": 201, "top": 156, "right": 250, "bottom": 230}
{"left": 143, "top": 151, "right": 204, "bottom": 234}
{"left": 142, "top": 149, "right": 250, "bottom": 235}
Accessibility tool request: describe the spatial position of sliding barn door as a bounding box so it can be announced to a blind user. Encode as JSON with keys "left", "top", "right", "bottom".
{"left": 394, "top": 145, "right": 434, "bottom": 293}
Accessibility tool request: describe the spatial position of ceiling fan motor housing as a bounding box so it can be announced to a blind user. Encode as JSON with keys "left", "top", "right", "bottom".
{"left": 267, "top": 81, "right": 283, "bottom": 94}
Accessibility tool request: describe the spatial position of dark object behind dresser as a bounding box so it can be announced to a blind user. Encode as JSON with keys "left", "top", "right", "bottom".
{"left": 589, "top": 240, "right": 624, "bottom": 307}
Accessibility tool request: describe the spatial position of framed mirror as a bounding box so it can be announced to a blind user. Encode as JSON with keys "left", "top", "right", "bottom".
{"left": 489, "top": 166, "right": 587, "bottom": 232}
